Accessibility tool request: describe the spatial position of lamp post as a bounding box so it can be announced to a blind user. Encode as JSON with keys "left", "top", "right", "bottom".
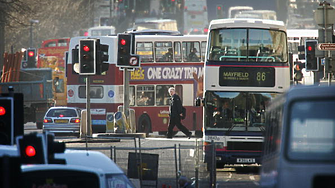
{"left": 29, "top": 19, "right": 39, "bottom": 48}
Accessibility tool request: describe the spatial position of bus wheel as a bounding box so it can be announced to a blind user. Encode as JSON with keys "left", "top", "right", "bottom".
{"left": 137, "top": 114, "right": 151, "bottom": 136}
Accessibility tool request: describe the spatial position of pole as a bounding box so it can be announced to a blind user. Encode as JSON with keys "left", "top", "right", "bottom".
{"left": 123, "top": 68, "right": 129, "bottom": 125}
{"left": 29, "top": 22, "right": 33, "bottom": 48}
{"left": 86, "top": 76, "right": 92, "bottom": 136}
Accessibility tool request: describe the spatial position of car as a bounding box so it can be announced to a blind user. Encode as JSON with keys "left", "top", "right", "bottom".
{"left": 43, "top": 107, "right": 81, "bottom": 136}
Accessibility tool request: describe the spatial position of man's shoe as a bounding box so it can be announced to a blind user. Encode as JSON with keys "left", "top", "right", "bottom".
{"left": 166, "top": 136, "right": 173, "bottom": 139}
{"left": 187, "top": 132, "right": 192, "bottom": 139}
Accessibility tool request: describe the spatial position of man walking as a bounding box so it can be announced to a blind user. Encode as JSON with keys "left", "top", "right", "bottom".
{"left": 167, "top": 87, "right": 191, "bottom": 139}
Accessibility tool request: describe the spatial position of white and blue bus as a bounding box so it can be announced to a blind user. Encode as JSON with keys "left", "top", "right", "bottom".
{"left": 202, "top": 18, "right": 290, "bottom": 167}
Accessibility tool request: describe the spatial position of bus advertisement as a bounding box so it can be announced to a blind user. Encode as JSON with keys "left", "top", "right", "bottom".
{"left": 202, "top": 18, "right": 290, "bottom": 167}
{"left": 67, "top": 34, "right": 207, "bottom": 136}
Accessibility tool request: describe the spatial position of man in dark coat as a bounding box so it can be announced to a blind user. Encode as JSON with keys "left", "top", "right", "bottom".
{"left": 167, "top": 87, "right": 191, "bottom": 139}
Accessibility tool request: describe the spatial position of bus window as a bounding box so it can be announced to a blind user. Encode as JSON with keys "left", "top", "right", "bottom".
{"left": 288, "top": 100, "right": 335, "bottom": 161}
{"left": 45, "top": 41, "right": 57, "bottom": 47}
{"left": 53, "top": 77, "right": 64, "bottom": 93}
{"left": 136, "top": 42, "right": 154, "bottom": 62}
{"left": 58, "top": 39, "right": 68, "bottom": 47}
{"left": 137, "top": 86, "right": 154, "bottom": 106}
{"left": 182, "top": 42, "right": 201, "bottom": 62}
{"left": 129, "top": 86, "right": 135, "bottom": 106}
{"left": 155, "top": 42, "right": 173, "bottom": 62}
{"left": 201, "top": 41, "right": 206, "bottom": 61}
{"left": 174, "top": 42, "right": 182, "bottom": 62}
{"left": 79, "top": 86, "right": 104, "bottom": 99}
{"left": 156, "top": 85, "right": 173, "bottom": 106}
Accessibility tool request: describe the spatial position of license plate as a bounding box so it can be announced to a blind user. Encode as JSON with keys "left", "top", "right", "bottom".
{"left": 237, "top": 158, "right": 255, "bottom": 163}
{"left": 54, "top": 119, "right": 68, "bottom": 123}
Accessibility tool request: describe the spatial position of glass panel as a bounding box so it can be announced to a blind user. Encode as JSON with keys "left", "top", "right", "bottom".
{"left": 129, "top": 86, "right": 135, "bottom": 106}
{"left": 137, "top": 86, "right": 154, "bottom": 106}
{"left": 208, "top": 28, "right": 287, "bottom": 62}
{"left": 205, "top": 91, "right": 277, "bottom": 131}
{"left": 288, "top": 100, "right": 335, "bottom": 161}
{"left": 182, "top": 42, "right": 201, "bottom": 62}
{"left": 45, "top": 41, "right": 57, "bottom": 47}
{"left": 155, "top": 42, "right": 173, "bottom": 62}
{"left": 156, "top": 85, "right": 173, "bottom": 106}
{"left": 174, "top": 42, "right": 182, "bottom": 62}
{"left": 201, "top": 41, "right": 207, "bottom": 61}
{"left": 53, "top": 77, "right": 64, "bottom": 93}
{"left": 79, "top": 86, "right": 104, "bottom": 99}
{"left": 136, "top": 42, "right": 153, "bottom": 62}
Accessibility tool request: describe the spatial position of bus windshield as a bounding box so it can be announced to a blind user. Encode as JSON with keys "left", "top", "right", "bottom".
{"left": 208, "top": 28, "right": 287, "bottom": 62}
{"left": 205, "top": 91, "right": 279, "bottom": 131}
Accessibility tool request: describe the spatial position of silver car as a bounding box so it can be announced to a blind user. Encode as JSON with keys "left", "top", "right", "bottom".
{"left": 43, "top": 107, "right": 81, "bottom": 136}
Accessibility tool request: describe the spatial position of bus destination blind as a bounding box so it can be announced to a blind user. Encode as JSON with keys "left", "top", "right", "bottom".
{"left": 219, "top": 67, "right": 275, "bottom": 87}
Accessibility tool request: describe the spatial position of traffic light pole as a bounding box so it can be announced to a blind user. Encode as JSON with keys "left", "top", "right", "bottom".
{"left": 86, "top": 76, "right": 92, "bottom": 136}
{"left": 323, "top": 2, "right": 333, "bottom": 85}
{"left": 123, "top": 68, "right": 129, "bottom": 126}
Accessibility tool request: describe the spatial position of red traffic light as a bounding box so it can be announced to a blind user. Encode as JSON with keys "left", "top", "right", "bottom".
{"left": 217, "top": 6, "right": 222, "bottom": 10}
{"left": 120, "top": 39, "right": 126, "bottom": 46}
{"left": 307, "top": 46, "right": 313, "bottom": 51}
{"left": 28, "top": 51, "right": 35, "bottom": 57}
{"left": 25, "top": 145, "right": 36, "bottom": 157}
{"left": 83, "top": 45, "right": 90, "bottom": 52}
{"left": 0, "top": 106, "right": 6, "bottom": 116}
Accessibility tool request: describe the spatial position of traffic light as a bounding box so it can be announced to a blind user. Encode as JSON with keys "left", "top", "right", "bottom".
{"left": 17, "top": 133, "right": 47, "bottom": 164}
{"left": 117, "top": 33, "right": 132, "bottom": 67}
{"left": 79, "top": 39, "right": 97, "bottom": 75}
{"left": 96, "top": 40, "right": 109, "bottom": 75}
{"left": 216, "top": 5, "right": 223, "bottom": 18}
{"left": 0, "top": 96, "right": 14, "bottom": 145}
{"left": 46, "top": 133, "right": 66, "bottom": 164}
{"left": 305, "top": 40, "right": 318, "bottom": 71}
{"left": 294, "top": 61, "right": 304, "bottom": 82}
{"left": 26, "top": 48, "right": 36, "bottom": 68}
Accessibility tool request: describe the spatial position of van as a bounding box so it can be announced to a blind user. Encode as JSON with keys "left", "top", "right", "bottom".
{"left": 260, "top": 85, "right": 335, "bottom": 188}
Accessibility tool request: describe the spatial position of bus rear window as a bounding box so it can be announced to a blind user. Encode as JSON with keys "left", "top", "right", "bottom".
{"left": 288, "top": 100, "right": 335, "bottom": 161}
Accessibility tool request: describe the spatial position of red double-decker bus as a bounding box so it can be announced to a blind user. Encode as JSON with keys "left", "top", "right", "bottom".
{"left": 37, "top": 38, "right": 69, "bottom": 106}
{"left": 67, "top": 34, "right": 207, "bottom": 136}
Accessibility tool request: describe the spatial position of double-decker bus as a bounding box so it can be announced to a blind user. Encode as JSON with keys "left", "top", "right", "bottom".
{"left": 183, "top": 0, "right": 209, "bottom": 34}
{"left": 67, "top": 34, "right": 207, "bottom": 135}
{"left": 202, "top": 18, "right": 290, "bottom": 167}
{"left": 37, "top": 38, "right": 69, "bottom": 106}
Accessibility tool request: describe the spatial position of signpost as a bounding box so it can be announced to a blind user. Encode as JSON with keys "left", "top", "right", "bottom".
{"left": 318, "top": 43, "right": 335, "bottom": 51}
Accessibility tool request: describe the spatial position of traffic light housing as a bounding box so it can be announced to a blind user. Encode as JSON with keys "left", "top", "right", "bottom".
{"left": 46, "top": 133, "right": 66, "bottom": 164}
{"left": 305, "top": 40, "right": 319, "bottom": 71}
{"left": 26, "top": 48, "right": 36, "bottom": 68}
{"left": 0, "top": 97, "right": 14, "bottom": 145}
{"left": 216, "top": 5, "right": 223, "bottom": 18}
{"left": 294, "top": 61, "right": 304, "bottom": 82}
{"left": 117, "top": 34, "right": 132, "bottom": 67}
{"left": 0, "top": 92, "right": 24, "bottom": 145}
{"left": 79, "top": 39, "right": 97, "bottom": 75}
{"left": 17, "top": 133, "right": 47, "bottom": 164}
{"left": 96, "top": 40, "right": 109, "bottom": 75}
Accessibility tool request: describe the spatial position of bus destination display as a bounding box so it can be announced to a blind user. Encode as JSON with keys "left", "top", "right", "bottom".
{"left": 219, "top": 67, "right": 275, "bottom": 87}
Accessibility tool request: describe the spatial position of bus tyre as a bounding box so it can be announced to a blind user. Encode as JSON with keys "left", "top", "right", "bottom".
{"left": 36, "top": 122, "right": 43, "bottom": 129}
{"left": 137, "top": 114, "right": 151, "bottom": 136}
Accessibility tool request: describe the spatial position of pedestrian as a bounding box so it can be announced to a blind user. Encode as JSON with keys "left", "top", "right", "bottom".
{"left": 167, "top": 87, "right": 192, "bottom": 139}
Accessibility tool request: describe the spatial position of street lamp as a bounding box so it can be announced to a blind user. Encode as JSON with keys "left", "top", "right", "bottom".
{"left": 29, "top": 19, "right": 39, "bottom": 48}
